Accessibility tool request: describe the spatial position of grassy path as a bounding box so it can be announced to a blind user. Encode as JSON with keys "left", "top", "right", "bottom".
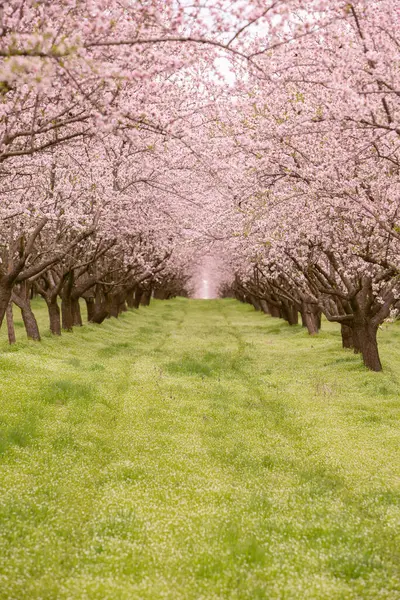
{"left": 1, "top": 299, "right": 400, "bottom": 599}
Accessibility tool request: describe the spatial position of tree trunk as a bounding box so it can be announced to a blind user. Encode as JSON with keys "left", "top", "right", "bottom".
{"left": 126, "top": 288, "right": 135, "bottom": 308}
{"left": 353, "top": 321, "right": 382, "bottom": 371}
{"left": 259, "top": 299, "right": 269, "bottom": 314}
{"left": 6, "top": 303, "right": 16, "bottom": 344}
{"left": 133, "top": 287, "right": 142, "bottom": 309}
{"left": 112, "top": 291, "right": 128, "bottom": 315}
{"left": 303, "top": 313, "right": 319, "bottom": 335}
{"left": 12, "top": 292, "right": 41, "bottom": 341}
{"left": 140, "top": 289, "right": 152, "bottom": 307}
{"left": 341, "top": 324, "right": 354, "bottom": 349}
{"left": 89, "top": 305, "right": 109, "bottom": 324}
{"left": 235, "top": 290, "right": 246, "bottom": 303}
{"left": 154, "top": 287, "right": 170, "bottom": 300}
{"left": 303, "top": 307, "right": 319, "bottom": 335}
{"left": 291, "top": 308, "right": 299, "bottom": 325}
{"left": 47, "top": 299, "right": 61, "bottom": 336}
{"left": 71, "top": 298, "right": 82, "bottom": 326}
{"left": 109, "top": 294, "right": 120, "bottom": 318}
{"left": 249, "top": 294, "right": 261, "bottom": 311}
{"left": 61, "top": 272, "right": 75, "bottom": 331}
{"left": 301, "top": 303, "right": 320, "bottom": 335}
{"left": 0, "top": 279, "right": 13, "bottom": 329}
{"left": 85, "top": 297, "right": 95, "bottom": 321}
{"left": 21, "top": 305, "right": 41, "bottom": 341}
{"left": 267, "top": 302, "right": 281, "bottom": 318}
{"left": 282, "top": 301, "right": 298, "bottom": 325}
{"left": 61, "top": 295, "right": 74, "bottom": 331}
{"left": 89, "top": 286, "right": 111, "bottom": 323}
{"left": 117, "top": 290, "right": 128, "bottom": 314}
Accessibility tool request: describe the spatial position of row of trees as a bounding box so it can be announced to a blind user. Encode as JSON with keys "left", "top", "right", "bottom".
{"left": 2, "top": 1, "right": 400, "bottom": 372}
{"left": 0, "top": 0, "right": 239, "bottom": 341}
{"left": 0, "top": 129, "right": 200, "bottom": 342}
{"left": 216, "top": 0, "right": 400, "bottom": 371}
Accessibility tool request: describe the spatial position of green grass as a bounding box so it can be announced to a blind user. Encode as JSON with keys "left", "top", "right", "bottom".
{"left": 1, "top": 298, "right": 400, "bottom": 599}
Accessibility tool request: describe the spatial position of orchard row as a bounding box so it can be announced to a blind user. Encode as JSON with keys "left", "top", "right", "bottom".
{"left": 0, "top": 1, "right": 399, "bottom": 370}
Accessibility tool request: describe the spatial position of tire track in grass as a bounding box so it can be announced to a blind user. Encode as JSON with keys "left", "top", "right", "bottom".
{"left": 216, "top": 299, "right": 247, "bottom": 366}
{"left": 99, "top": 300, "right": 189, "bottom": 399}
{"left": 153, "top": 298, "right": 189, "bottom": 354}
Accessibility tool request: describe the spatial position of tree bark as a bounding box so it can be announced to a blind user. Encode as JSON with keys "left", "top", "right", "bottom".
{"left": 353, "top": 321, "right": 382, "bottom": 371}
{"left": 301, "top": 303, "right": 320, "bottom": 335}
{"left": 112, "top": 291, "right": 128, "bottom": 316}
{"left": 89, "top": 305, "right": 109, "bottom": 324}
{"left": 126, "top": 288, "right": 135, "bottom": 308}
{"left": 6, "top": 303, "right": 16, "bottom": 344}
{"left": 140, "top": 287, "right": 152, "bottom": 306}
{"left": 109, "top": 294, "right": 120, "bottom": 318}
{"left": 249, "top": 294, "right": 261, "bottom": 311}
{"left": 115, "top": 289, "right": 128, "bottom": 314}
{"left": 259, "top": 299, "right": 270, "bottom": 315}
{"left": 12, "top": 291, "right": 41, "bottom": 341}
{"left": 47, "top": 299, "right": 61, "bottom": 336}
{"left": 133, "top": 286, "right": 142, "bottom": 309}
{"left": 85, "top": 297, "right": 95, "bottom": 321}
{"left": 341, "top": 324, "right": 354, "bottom": 349}
{"left": 140, "top": 288, "right": 152, "bottom": 307}
{"left": 234, "top": 290, "right": 246, "bottom": 303}
{"left": 0, "top": 279, "right": 13, "bottom": 329}
{"left": 267, "top": 302, "right": 281, "bottom": 318}
{"left": 301, "top": 304, "right": 321, "bottom": 335}
{"left": 282, "top": 301, "right": 299, "bottom": 325}
{"left": 61, "top": 295, "right": 74, "bottom": 331}
{"left": 61, "top": 273, "right": 75, "bottom": 331}
{"left": 71, "top": 298, "right": 82, "bottom": 326}
{"left": 35, "top": 279, "right": 62, "bottom": 336}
